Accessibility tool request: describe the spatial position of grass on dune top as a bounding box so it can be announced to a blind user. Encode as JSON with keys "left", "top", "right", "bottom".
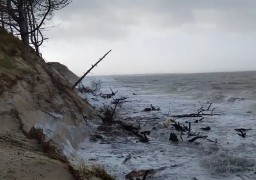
{"left": 0, "top": 28, "right": 27, "bottom": 69}
{"left": 0, "top": 28, "right": 26, "bottom": 58}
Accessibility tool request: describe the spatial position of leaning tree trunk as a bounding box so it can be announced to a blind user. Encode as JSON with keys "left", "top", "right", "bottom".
{"left": 0, "top": 10, "right": 5, "bottom": 29}
{"left": 19, "top": 21, "right": 29, "bottom": 45}
{"left": 18, "top": 0, "right": 29, "bottom": 46}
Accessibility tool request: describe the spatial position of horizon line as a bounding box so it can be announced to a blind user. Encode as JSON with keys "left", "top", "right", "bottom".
{"left": 85, "top": 70, "right": 256, "bottom": 77}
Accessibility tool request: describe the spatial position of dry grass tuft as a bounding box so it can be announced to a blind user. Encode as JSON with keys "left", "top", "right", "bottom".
{"left": 73, "top": 161, "right": 114, "bottom": 180}
{"left": 0, "top": 28, "right": 25, "bottom": 57}
{"left": 0, "top": 51, "right": 16, "bottom": 69}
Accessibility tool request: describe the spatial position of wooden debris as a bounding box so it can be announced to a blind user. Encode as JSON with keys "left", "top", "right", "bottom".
{"left": 111, "top": 97, "right": 129, "bottom": 105}
{"left": 194, "top": 117, "right": 204, "bottom": 123}
{"left": 172, "top": 103, "right": 220, "bottom": 118}
{"left": 114, "top": 121, "right": 150, "bottom": 143}
{"left": 90, "top": 134, "right": 103, "bottom": 142}
{"left": 200, "top": 126, "right": 211, "bottom": 131}
{"left": 125, "top": 169, "right": 155, "bottom": 180}
{"left": 172, "top": 113, "right": 220, "bottom": 118}
{"left": 122, "top": 154, "right": 132, "bottom": 164}
{"left": 234, "top": 128, "right": 252, "bottom": 138}
{"left": 142, "top": 104, "right": 160, "bottom": 112}
{"left": 188, "top": 135, "right": 207, "bottom": 143}
{"left": 172, "top": 122, "right": 186, "bottom": 132}
{"left": 169, "top": 133, "right": 179, "bottom": 142}
{"left": 140, "top": 131, "right": 150, "bottom": 135}
{"left": 143, "top": 107, "right": 152, "bottom": 112}
{"left": 150, "top": 104, "right": 160, "bottom": 111}
{"left": 100, "top": 87, "right": 118, "bottom": 99}
{"left": 234, "top": 128, "right": 252, "bottom": 132}
{"left": 72, "top": 50, "right": 111, "bottom": 89}
{"left": 139, "top": 131, "right": 149, "bottom": 143}
{"left": 237, "top": 132, "right": 246, "bottom": 138}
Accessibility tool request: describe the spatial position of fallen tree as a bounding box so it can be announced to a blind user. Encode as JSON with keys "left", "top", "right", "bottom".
{"left": 72, "top": 50, "right": 112, "bottom": 89}
{"left": 171, "top": 102, "right": 220, "bottom": 118}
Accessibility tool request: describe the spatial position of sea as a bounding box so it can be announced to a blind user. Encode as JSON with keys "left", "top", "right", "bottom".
{"left": 77, "top": 71, "right": 256, "bottom": 180}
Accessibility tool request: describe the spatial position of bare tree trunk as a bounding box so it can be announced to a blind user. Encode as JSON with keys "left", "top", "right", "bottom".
{"left": 2, "top": 0, "right": 71, "bottom": 50}
{"left": 72, "top": 50, "right": 112, "bottom": 89}
{"left": 0, "top": 9, "right": 5, "bottom": 28}
{"left": 0, "top": 0, "right": 5, "bottom": 29}
{"left": 18, "top": 0, "right": 29, "bottom": 45}
{"left": 8, "top": 13, "right": 13, "bottom": 33}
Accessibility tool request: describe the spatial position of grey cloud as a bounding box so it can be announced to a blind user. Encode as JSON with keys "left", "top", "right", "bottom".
{"left": 48, "top": 0, "right": 256, "bottom": 41}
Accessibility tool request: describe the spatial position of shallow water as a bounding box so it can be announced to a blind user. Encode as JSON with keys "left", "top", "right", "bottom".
{"left": 78, "top": 71, "right": 256, "bottom": 179}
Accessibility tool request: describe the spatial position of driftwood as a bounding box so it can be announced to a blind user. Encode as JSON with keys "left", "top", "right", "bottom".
{"left": 79, "top": 80, "right": 102, "bottom": 95}
{"left": 172, "top": 103, "right": 220, "bottom": 118}
{"left": 111, "top": 97, "right": 129, "bottom": 105}
{"left": 115, "top": 121, "right": 150, "bottom": 143}
{"left": 194, "top": 117, "right": 204, "bottom": 123}
{"left": 197, "top": 102, "right": 213, "bottom": 114}
{"left": 169, "top": 133, "right": 178, "bottom": 142}
{"left": 98, "top": 104, "right": 118, "bottom": 125}
{"left": 125, "top": 169, "right": 154, "bottom": 180}
{"left": 89, "top": 134, "right": 103, "bottom": 142}
{"left": 172, "top": 122, "right": 186, "bottom": 132}
{"left": 237, "top": 132, "right": 246, "bottom": 138}
{"left": 168, "top": 114, "right": 214, "bottom": 143}
{"left": 100, "top": 87, "right": 118, "bottom": 99}
{"left": 234, "top": 128, "right": 252, "bottom": 132}
{"left": 139, "top": 131, "right": 150, "bottom": 143}
{"left": 72, "top": 50, "right": 112, "bottom": 89}
{"left": 122, "top": 154, "right": 132, "bottom": 164}
{"left": 234, "top": 128, "right": 252, "bottom": 138}
{"left": 172, "top": 113, "right": 220, "bottom": 118}
{"left": 188, "top": 135, "right": 208, "bottom": 143}
{"left": 98, "top": 93, "right": 128, "bottom": 125}
{"left": 142, "top": 104, "right": 160, "bottom": 112}
{"left": 200, "top": 126, "right": 211, "bottom": 131}
{"left": 78, "top": 84, "right": 93, "bottom": 93}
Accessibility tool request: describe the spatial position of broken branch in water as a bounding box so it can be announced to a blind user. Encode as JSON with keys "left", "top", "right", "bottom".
{"left": 234, "top": 128, "right": 252, "bottom": 138}
{"left": 100, "top": 87, "right": 118, "bottom": 99}
{"left": 188, "top": 135, "right": 208, "bottom": 143}
{"left": 169, "top": 132, "right": 179, "bottom": 142}
{"left": 172, "top": 113, "right": 220, "bottom": 118}
{"left": 172, "top": 102, "right": 220, "bottom": 118}
{"left": 111, "top": 97, "right": 129, "bottom": 105}
{"left": 142, "top": 104, "right": 160, "bottom": 112}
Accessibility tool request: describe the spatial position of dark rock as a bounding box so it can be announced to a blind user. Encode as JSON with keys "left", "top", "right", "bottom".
{"left": 140, "top": 131, "right": 150, "bottom": 135}
{"left": 140, "top": 135, "right": 149, "bottom": 143}
{"left": 143, "top": 108, "right": 152, "bottom": 112}
{"left": 200, "top": 126, "right": 211, "bottom": 131}
{"left": 169, "top": 133, "right": 178, "bottom": 142}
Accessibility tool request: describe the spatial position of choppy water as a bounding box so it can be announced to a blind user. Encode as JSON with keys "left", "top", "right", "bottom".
{"left": 78, "top": 71, "right": 256, "bottom": 180}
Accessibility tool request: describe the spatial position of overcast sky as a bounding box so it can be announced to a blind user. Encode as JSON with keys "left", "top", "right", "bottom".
{"left": 41, "top": 0, "right": 256, "bottom": 76}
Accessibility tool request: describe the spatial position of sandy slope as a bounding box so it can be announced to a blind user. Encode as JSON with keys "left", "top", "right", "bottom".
{"left": 0, "top": 134, "right": 74, "bottom": 180}
{"left": 0, "top": 28, "right": 102, "bottom": 180}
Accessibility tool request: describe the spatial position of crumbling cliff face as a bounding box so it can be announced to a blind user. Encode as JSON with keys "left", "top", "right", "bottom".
{"left": 0, "top": 28, "right": 99, "bottom": 169}
{"left": 47, "top": 62, "right": 79, "bottom": 86}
